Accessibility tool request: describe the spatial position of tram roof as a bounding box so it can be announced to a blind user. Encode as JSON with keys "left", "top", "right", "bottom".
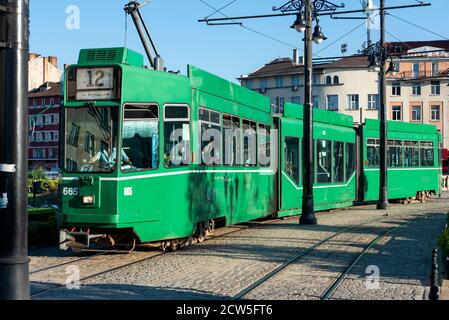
{"left": 282, "top": 102, "right": 355, "bottom": 128}
{"left": 188, "top": 65, "right": 271, "bottom": 114}
{"left": 364, "top": 118, "right": 438, "bottom": 134}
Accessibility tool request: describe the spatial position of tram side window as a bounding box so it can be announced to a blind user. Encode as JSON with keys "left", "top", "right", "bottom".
{"left": 122, "top": 105, "right": 159, "bottom": 171}
{"left": 333, "top": 141, "right": 344, "bottom": 183}
{"left": 316, "top": 139, "right": 332, "bottom": 183}
{"left": 258, "top": 124, "right": 271, "bottom": 167}
{"left": 223, "top": 114, "right": 242, "bottom": 166}
{"left": 285, "top": 137, "right": 300, "bottom": 184}
{"left": 420, "top": 141, "right": 434, "bottom": 166}
{"left": 199, "top": 108, "right": 221, "bottom": 166}
{"left": 367, "top": 138, "right": 380, "bottom": 167}
{"left": 404, "top": 141, "right": 419, "bottom": 167}
{"left": 387, "top": 140, "right": 403, "bottom": 167}
{"left": 163, "top": 105, "right": 190, "bottom": 168}
{"left": 243, "top": 120, "right": 257, "bottom": 167}
{"left": 345, "top": 143, "right": 356, "bottom": 181}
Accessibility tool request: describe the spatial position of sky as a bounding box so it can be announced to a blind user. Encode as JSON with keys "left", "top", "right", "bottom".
{"left": 30, "top": 0, "right": 449, "bottom": 83}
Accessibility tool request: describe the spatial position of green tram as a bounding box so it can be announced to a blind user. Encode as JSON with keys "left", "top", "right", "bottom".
{"left": 58, "top": 47, "right": 441, "bottom": 251}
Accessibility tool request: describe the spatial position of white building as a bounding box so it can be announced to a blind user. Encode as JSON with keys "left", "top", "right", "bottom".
{"left": 239, "top": 41, "right": 449, "bottom": 148}
{"left": 28, "top": 53, "right": 63, "bottom": 91}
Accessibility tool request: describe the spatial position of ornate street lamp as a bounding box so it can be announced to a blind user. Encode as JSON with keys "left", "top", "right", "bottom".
{"left": 274, "top": 0, "right": 344, "bottom": 225}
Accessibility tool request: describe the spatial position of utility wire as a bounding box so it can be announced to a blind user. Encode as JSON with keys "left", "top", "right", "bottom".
{"left": 199, "top": 0, "right": 301, "bottom": 50}
{"left": 205, "top": 0, "right": 238, "bottom": 19}
{"left": 314, "top": 13, "right": 380, "bottom": 57}
{"left": 388, "top": 12, "right": 449, "bottom": 41}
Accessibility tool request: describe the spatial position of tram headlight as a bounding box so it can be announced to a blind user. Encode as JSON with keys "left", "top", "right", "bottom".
{"left": 82, "top": 196, "right": 94, "bottom": 204}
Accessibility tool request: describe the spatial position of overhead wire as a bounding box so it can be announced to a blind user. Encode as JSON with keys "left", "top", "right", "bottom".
{"left": 199, "top": 0, "right": 301, "bottom": 50}
{"left": 314, "top": 12, "right": 380, "bottom": 57}
{"left": 387, "top": 12, "right": 449, "bottom": 41}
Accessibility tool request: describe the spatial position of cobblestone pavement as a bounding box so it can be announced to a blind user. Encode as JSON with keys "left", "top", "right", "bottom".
{"left": 31, "top": 195, "right": 449, "bottom": 300}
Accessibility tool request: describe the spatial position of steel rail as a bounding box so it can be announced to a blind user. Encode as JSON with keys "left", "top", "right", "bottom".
{"left": 29, "top": 221, "right": 267, "bottom": 298}
{"left": 320, "top": 215, "right": 432, "bottom": 300}
{"left": 232, "top": 208, "right": 444, "bottom": 300}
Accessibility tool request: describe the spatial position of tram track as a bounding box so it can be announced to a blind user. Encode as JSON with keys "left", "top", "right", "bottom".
{"left": 30, "top": 202, "right": 448, "bottom": 299}
{"left": 232, "top": 208, "right": 446, "bottom": 300}
{"left": 29, "top": 222, "right": 261, "bottom": 298}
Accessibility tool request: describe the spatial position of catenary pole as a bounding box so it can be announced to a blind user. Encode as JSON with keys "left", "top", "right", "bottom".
{"left": 0, "top": 0, "right": 30, "bottom": 299}
{"left": 377, "top": 0, "right": 388, "bottom": 210}
{"left": 299, "top": 0, "right": 317, "bottom": 225}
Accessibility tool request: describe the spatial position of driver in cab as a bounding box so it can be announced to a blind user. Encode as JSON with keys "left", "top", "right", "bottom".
{"left": 89, "top": 143, "right": 132, "bottom": 169}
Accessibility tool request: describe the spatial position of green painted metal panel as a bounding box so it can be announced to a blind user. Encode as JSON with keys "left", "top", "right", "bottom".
{"left": 78, "top": 47, "right": 144, "bottom": 67}
{"left": 283, "top": 102, "right": 354, "bottom": 128}
{"left": 188, "top": 65, "right": 270, "bottom": 114}
{"left": 362, "top": 119, "right": 441, "bottom": 202}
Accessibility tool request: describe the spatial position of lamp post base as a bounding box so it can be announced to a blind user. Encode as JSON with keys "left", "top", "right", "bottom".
{"left": 300, "top": 195, "right": 318, "bottom": 225}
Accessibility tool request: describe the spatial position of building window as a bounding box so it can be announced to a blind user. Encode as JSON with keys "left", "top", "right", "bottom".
{"left": 275, "top": 76, "right": 283, "bottom": 88}
{"left": 432, "top": 62, "right": 439, "bottom": 76}
{"left": 260, "top": 78, "right": 268, "bottom": 89}
{"left": 411, "top": 106, "right": 422, "bottom": 121}
{"left": 68, "top": 123, "right": 80, "bottom": 146}
{"left": 431, "top": 105, "right": 441, "bottom": 121}
{"left": 312, "top": 95, "right": 319, "bottom": 108}
{"left": 291, "top": 76, "right": 300, "bottom": 86}
{"left": 392, "top": 82, "right": 401, "bottom": 96}
{"left": 327, "top": 95, "right": 338, "bottom": 111}
{"left": 333, "top": 76, "right": 340, "bottom": 84}
{"left": 49, "top": 98, "right": 55, "bottom": 106}
{"left": 326, "top": 76, "right": 332, "bottom": 84}
{"left": 392, "top": 106, "right": 402, "bottom": 121}
{"left": 431, "top": 81, "right": 440, "bottom": 95}
{"left": 367, "top": 94, "right": 379, "bottom": 110}
{"left": 32, "top": 99, "right": 37, "bottom": 107}
{"left": 312, "top": 74, "right": 320, "bottom": 85}
{"left": 33, "top": 149, "right": 44, "bottom": 159}
{"left": 347, "top": 94, "right": 359, "bottom": 110}
{"left": 84, "top": 132, "right": 95, "bottom": 156}
{"left": 245, "top": 80, "right": 253, "bottom": 89}
{"left": 393, "top": 62, "right": 400, "bottom": 73}
{"left": 291, "top": 96, "right": 301, "bottom": 104}
{"left": 411, "top": 82, "right": 421, "bottom": 96}
{"left": 412, "top": 63, "right": 420, "bottom": 78}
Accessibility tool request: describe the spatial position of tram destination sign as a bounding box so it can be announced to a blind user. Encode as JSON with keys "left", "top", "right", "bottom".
{"left": 76, "top": 67, "right": 114, "bottom": 100}
{"left": 66, "top": 66, "right": 122, "bottom": 102}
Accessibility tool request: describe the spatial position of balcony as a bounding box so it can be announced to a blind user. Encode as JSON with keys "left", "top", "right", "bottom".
{"left": 388, "top": 70, "right": 448, "bottom": 81}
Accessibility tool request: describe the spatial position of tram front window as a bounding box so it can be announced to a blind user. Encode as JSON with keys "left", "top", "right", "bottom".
{"left": 65, "top": 106, "right": 119, "bottom": 173}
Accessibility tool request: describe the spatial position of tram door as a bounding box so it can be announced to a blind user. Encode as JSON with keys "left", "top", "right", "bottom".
{"left": 280, "top": 129, "right": 302, "bottom": 212}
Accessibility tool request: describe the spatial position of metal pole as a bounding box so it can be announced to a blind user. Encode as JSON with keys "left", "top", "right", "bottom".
{"left": 0, "top": 0, "right": 30, "bottom": 299}
{"left": 125, "top": 2, "right": 155, "bottom": 68}
{"left": 300, "top": 0, "right": 317, "bottom": 225}
{"left": 377, "top": 0, "right": 388, "bottom": 210}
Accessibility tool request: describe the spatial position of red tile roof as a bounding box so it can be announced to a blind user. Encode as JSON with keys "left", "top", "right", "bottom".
{"left": 243, "top": 55, "right": 370, "bottom": 79}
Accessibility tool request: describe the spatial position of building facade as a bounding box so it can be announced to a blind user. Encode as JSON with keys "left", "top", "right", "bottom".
{"left": 28, "top": 53, "right": 63, "bottom": 91}
{"left": 239, "top": 41, "right": 449, "bottom": 148}
{"left": 28, "top": 82, "right": 62, "bottom": 171}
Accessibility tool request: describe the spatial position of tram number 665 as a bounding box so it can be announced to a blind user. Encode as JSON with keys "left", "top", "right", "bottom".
{"left": 63, "top": 187, "right": 79, "bottom": 196}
